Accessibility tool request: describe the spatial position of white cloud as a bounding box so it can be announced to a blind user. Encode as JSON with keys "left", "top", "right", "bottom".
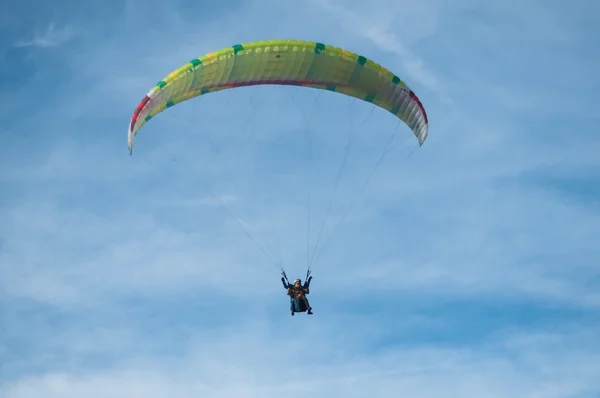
{"left": 14, "top": 22, "right": 75, "bottom": 48}
{"left": 3, "top": 317, "right": 600, "bottom": 398}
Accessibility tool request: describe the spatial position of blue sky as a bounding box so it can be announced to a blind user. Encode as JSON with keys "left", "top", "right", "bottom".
{"left": 1, "top": 0, "right": 600, "bottom": 396}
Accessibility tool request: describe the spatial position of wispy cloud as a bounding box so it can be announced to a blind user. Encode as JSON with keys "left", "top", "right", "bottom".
{"left": 14, "top": 22, "right": 75, "bottom": 48}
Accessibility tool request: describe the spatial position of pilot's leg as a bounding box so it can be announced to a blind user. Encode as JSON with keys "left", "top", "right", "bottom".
{"left": 304, "top": 298, "right": 313, "bottom": 315}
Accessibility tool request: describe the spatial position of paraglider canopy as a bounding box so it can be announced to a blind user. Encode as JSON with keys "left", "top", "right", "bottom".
{"left": 127, "top": 39, "right": 428, "bottom": 154}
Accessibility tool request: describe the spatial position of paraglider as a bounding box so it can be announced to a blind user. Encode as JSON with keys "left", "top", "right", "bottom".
{"left": 127, "top": 39, "right": 429, "bottom": 316}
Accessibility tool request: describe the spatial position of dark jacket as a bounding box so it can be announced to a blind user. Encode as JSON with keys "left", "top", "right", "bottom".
{"left": 281, "top": 277, "right": 312, "bottom": 300}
